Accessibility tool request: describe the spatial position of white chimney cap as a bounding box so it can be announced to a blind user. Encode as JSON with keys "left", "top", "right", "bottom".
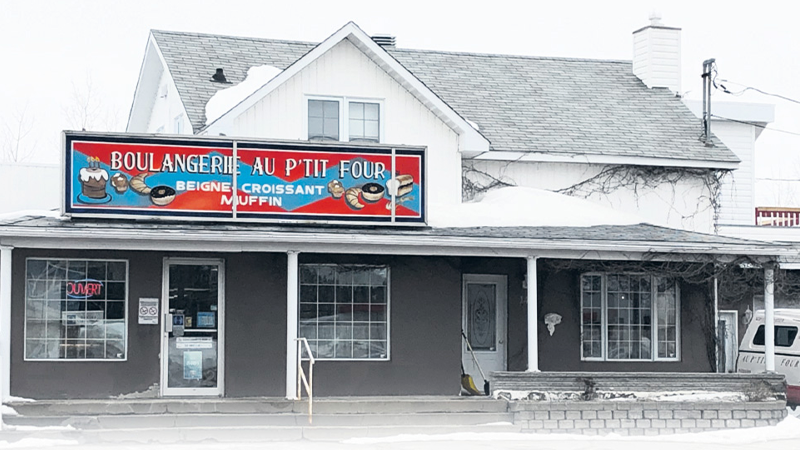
{"left": 649, "top": 11, "right": 663, "bottom": 26}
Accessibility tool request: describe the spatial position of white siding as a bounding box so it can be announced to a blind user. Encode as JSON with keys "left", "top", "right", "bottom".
{"left": 145, "top": 71, "right": 191, "bottom": 135}
{"left": 234, "top": 39, "right": 462, "bottom": 208}
{"left": 0, "top": 163, "right": 60, "bottom": 213}
{"left": 714, "top": 120, "right": 756, "bottom": 226}
{"left": 632, "top": 26, "right": 681, "bottom": 93}
{"left": 465, "top": 160, "right": 714, "bottom": 233}
{"left": 719, "top": 224, "right": 800, "bottom": 243}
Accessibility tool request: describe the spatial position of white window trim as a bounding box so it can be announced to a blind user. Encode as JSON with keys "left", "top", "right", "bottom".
{"left": 23, "top": 258, "right": 129, "bottom": 362}
{"left": 304, "top": 95, "right": 385, "bottom": 143}
{"left": 173, "top": 114, "right": 184, "bottom": 134}
{"left": 580, "top": 273, "right": 681, "bottom": 363}
{"left": 298, "top": 263, "right": 391, "bottom": 362}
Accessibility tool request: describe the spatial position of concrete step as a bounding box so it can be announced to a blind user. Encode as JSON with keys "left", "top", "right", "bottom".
{"left": 4, "top": 411, "right": 514, "bottom": 429}
{"left": 7, "top": 396, "right": 507, "bottom": 416}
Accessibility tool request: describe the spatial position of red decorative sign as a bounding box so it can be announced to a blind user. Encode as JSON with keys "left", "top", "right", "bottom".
{"left": 64, "top": 132, "right": 425, "bottom": 224}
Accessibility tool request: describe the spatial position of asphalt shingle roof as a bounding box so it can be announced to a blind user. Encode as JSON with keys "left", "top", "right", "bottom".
{"left": 150, "top": 29, "right": 738, "bottom": 164}
{"left": 0, "top": 214, "right": 775, "bottom": 251}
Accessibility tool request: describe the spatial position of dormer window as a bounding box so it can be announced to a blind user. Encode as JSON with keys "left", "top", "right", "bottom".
{"left": 307, "top": 97, "right": 382, "bottom": 143}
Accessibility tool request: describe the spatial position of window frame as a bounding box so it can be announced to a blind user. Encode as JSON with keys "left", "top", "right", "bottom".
{"left": 23, "top": 257, "right": 129, "bottom": 362}
{"left": 580, "top": 273, "right": 681, "bottom": 362}
{"left": 752, "top": 325, "right": 799, "bottom": 348}
{"left": 304, "top": 95, "right": 384, "bottom": 144}
{"left": 173, "top": 114, "right": 184, "bottom": 134}
{"left": 297, "top": 263, "right": 391, "bottom": 362}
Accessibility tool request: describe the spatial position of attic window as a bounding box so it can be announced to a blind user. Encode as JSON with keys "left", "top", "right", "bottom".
{"left": 308, "top": 100, "right": 340, "bottom": 141}
{"left": 307, "top": 97, "right": 382, "bottom": 143}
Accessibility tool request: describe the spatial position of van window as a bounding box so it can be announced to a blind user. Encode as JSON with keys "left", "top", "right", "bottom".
{"left": 753, "top": 325, "right": 798, "bottom": 347}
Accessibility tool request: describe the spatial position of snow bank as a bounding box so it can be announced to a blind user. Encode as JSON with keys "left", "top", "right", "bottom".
{"left": 1, "top": 405, "right": 18, "bottom": 416}
{"left": 0, "top": 209, "right": 59, "bottom": 221}
{"left": 5, "top": 396, "right": 36, "bottom": 403}
{"left": 428, "top": 187, "right": 646, "bottom": 228}
{"left": 205, "top": 65, "right": 283, "bottom": 125}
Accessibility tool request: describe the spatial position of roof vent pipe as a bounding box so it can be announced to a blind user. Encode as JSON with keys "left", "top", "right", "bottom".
{"left": 211, "top": 68, "right": 230, "bottom": 83}
{"left": 371, "top": 35, "right": 396, "bottom": 48}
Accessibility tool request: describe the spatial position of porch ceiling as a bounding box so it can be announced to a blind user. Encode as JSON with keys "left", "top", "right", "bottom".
{"left": 0, "top": 214, "right": 790, "bottom": 261}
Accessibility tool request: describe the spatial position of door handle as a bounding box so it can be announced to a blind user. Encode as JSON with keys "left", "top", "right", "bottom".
{"left": 165, "top": 313, "right": 173, "bottom": 333}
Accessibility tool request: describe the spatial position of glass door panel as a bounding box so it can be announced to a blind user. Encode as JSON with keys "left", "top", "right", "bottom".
{"left": 162, "top": 260, "right": 223, "bottom": 396}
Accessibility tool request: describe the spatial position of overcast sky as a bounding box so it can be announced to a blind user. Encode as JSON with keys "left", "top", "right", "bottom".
{"left": 1, "top": 0, "right": 799, "bottom": 200}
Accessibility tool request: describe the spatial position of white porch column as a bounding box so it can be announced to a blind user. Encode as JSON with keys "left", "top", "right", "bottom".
{"left": 286, "top": 251, "right": 299, "bottom": 399}
{"left": 526, "top": 256, "right": 539, "bottom": 372}
{"left": 713, "top": 276, "right": 720, "bottom": 373}
{"left": 764, "top": 265, "right": 775, "bottom": 372}
{"left": 1, "top": 246, "right": 12, "bottom": 407}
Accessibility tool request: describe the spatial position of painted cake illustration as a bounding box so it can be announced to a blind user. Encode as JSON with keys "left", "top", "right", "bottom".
{"left": 79, "top": 157, "right": 109, "bottom": 199}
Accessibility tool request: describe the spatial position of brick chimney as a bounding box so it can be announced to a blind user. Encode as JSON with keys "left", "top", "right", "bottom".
{"left": 632, "top": 13, "right": 682, "bottom": 94}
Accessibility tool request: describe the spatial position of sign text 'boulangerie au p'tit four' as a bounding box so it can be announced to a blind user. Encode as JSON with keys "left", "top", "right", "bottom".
{"left": 64, "top": 133, "right": 425, "bottom": 224}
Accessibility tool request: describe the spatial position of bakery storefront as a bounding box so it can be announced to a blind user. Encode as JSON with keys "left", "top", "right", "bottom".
{"left": 0, "top": 131, "right": 786, "bottom": 400}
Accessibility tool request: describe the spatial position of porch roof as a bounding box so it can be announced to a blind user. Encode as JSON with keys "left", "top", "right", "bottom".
{"left": 0, "top": 213, "right": 789, "bottom": 260}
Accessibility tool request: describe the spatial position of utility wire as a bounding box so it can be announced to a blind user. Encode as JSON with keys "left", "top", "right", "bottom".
{"left": 717, "top": 80, "right": 800, "bottom": 105}
{"left": 758, "top": 177, "right": 800, "bottom": 182}
{"left": 710, "top": 61, "right": 800, "bottom": 104}
{"left": 710, "top": 114, "right": 800, "bottom": 137}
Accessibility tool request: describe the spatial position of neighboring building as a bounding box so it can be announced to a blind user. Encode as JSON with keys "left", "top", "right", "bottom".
{"left": 0, "top": 163, "right": 60, "bottom": 214}
{"left": 0, "top": 19, "right": 791, "bottom": 404}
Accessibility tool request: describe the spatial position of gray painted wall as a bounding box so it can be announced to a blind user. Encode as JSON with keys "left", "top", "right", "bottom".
{"left": 10, "top": 250, "right": 713, "bottom": 400}
{"left": 536, "top": 267, "right": 713, "bottom": 372}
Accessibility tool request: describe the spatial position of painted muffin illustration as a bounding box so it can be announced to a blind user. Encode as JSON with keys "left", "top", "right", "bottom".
{"left": 110, "top": 173, "right": 129, "bottom": 194}
{"left": 327, "top": 179, "right": 345, "bottom": 199}
{"left": 149, "top": 185, "right": 176, "bottom": 206}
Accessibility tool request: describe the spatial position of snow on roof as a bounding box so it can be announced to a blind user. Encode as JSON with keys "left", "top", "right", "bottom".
{"left": 205, "top": 64, "right": 283, "bottom": 126}
{"left": 428, "top": 187, "right": 646, "bottom": 228}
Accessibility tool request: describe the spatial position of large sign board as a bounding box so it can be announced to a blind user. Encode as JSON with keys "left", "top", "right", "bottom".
{"left": 64, "top": 132, "right": 425, "bottom": 224}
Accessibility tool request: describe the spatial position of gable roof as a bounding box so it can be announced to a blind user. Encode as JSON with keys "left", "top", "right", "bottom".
{"left": 148, "top": 28, "right": 738, "bottom": 167}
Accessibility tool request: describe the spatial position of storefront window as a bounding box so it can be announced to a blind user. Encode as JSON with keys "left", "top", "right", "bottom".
{"left": 580, "top": 273, "right": 679, "bottom": 361}
{"left": 25, "top": 259, "right": 127, "bottom": 360}
{"left": 299, "top": 264, "right": 389, "bottom": 360}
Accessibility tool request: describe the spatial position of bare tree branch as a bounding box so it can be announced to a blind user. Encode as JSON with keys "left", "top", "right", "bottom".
{"left": 1, "top": 103, "right": 38, "bottom": 163}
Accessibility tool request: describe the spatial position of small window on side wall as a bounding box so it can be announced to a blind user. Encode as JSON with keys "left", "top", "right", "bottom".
{"left": 308, "top": 99, "right": 340, "bottom": 141}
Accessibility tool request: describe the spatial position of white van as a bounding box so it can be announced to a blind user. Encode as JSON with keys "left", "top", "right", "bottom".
{"left": 737, "top": 309, "right": 800, "bottom": 406}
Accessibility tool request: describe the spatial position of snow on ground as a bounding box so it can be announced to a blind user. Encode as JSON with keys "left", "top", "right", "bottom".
{"left": 428, "top": 186, "right": 647, "bottom": 228}
{"left": 0, "top": 439, "right": 77, "bottom": 449}
{"left": 205, "top": 65, "right": 283, "bottom": 125}
{"left": 0, "top": 407, "right": 16, "bottom": 417}
{"left": 2, "top": 414, "right": 799, "bottom": 450}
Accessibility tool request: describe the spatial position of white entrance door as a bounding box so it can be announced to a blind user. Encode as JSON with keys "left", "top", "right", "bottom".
{"left": 462, "top": 274, "right": 507, "bottom": 387}
{"left": 161, "top": 258, "right": 225, "bottom": 396}
{"left": 719, "top": 310, "right": 739, "bottom": 373}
